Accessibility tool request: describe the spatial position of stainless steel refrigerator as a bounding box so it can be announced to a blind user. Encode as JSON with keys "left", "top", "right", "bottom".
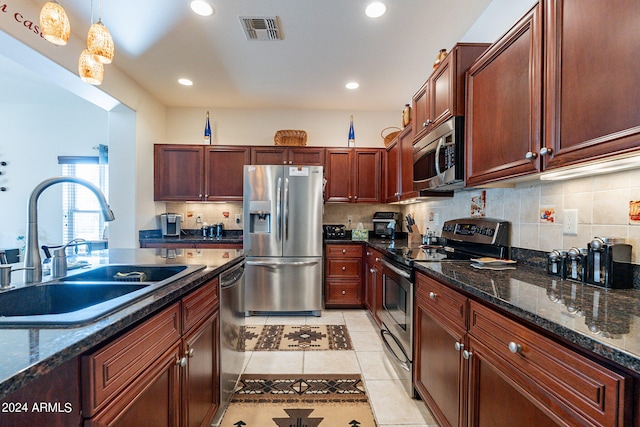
{"left": 243, "top": 164, "right": 323, "bottom": 316}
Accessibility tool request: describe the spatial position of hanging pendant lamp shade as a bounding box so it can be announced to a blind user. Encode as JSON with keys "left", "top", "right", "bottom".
{"left": 78, "top": 49, "right": 104, "bottom": 85}
{"left": 39, "top": 1, "right": 71, "bottom": 46}
{"left": 87, "top": 20, "right": 114, "bottom": 64}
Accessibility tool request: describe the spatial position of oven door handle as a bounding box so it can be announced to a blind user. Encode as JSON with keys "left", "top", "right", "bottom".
{"left": 381, "top": 259, "right": 411, "bottom": 279}
{"left": 380, "top": 329, "right": 410, "bottom": 370}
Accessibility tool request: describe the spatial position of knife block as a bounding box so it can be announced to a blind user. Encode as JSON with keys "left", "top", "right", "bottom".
{"left": 408, "top": 223, "right": 422, "bottom": 247}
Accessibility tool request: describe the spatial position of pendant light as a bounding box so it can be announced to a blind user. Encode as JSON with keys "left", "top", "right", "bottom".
{"left": 78, "top": 49, "right": 104, "bottom": 85}
{"left": 87, "top": 0, "right": 114, "bottom": 64}
{"left": 39, "top": 1, "right": 71, "bottom": 46}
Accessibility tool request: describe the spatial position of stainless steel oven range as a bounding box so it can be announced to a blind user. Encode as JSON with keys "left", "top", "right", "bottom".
{"left": 379, "top": 217, "right": 511, "bottom": 398}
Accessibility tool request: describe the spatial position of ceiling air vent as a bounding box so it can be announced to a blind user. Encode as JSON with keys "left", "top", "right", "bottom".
{"left": 239, "top": 16, "right": 283, "bottom": 41}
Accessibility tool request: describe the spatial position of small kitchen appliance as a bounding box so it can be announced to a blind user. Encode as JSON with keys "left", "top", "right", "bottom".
{"left": 160, "top": 213, "right": 182, "bottom": 237}
{"left": 373, "top": 212, "right": 401, "bottom": 238}
{"left": 323, "top": 224, "right": 347, "bottom": 240}
{"left": 586, "top": 237, "right": 633, "bottom": 289}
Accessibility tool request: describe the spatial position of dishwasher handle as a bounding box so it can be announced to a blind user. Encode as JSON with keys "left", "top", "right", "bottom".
{"left": 220, "top": 259, "right": 245, "bottom": 289}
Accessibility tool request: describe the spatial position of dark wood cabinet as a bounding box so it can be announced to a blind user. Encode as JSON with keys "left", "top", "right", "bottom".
{"left": 154, "top": 144, "right": 205, "bottom": 201}
{"left": 324, "top": 244, "right": 364, "bottom": 308}
{"left": 325, "top": 148, "right": 382, "bottom": 203}
{"left": 412, "top": 43, "right": 489, "bottom": 143}
{"left": 83, "top": 278, "right": 221, "bottom": 427}
{"left": 414, "top": 270, "right": 633, "bottom": 427}
{"left": 384, "top": 125, "right": 416, "bottom": 202}
{"left": 364, "top": 248, "right": 383, "bottom": 326}
{"left": 250, "top": 146, "right": 324, "bottom": 166}
{"left": 154, "top": 144, "right": 249, "bottom": 201}
{"left": 543, "top": 0, "right": 640, "bottom": 170}
{"left": 204, "top": 146, "right": 250, "bottom": 201}
{"left": 465, "top": 5, "right": 543, "bottom": 186}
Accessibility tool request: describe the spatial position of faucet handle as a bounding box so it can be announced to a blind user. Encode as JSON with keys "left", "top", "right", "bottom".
{"left": 0, "top": 250, "right": 7, "bottom": 265}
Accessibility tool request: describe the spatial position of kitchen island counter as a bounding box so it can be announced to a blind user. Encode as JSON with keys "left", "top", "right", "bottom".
{"left": 0, "top": 248, "right": 245, "bottom": 401}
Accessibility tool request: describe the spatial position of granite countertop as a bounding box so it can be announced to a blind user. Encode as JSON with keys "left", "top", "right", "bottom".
{"left": 139, "top": 229, "right": 243, "bottom": 245}
{"left": 0, "top": 247, "right": 245, "bottom": 400}
{"left": 330, "top": 238, "right": 640, "bottom": 374}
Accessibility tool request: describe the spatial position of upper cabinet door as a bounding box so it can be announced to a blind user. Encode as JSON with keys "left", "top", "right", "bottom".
{"left": 154, "top": 144, "right": 204, "bottom": 201}
{"left": 251, "top": 146, "right": 288, "bottom": 165}
{"left": 204, "top": 146, "right": 250, "bottom": 201}
{"left": 465, "top": 5, "right": 543, "bottom": 187}
{"left": 543, "top": 0, "right": 640, "bottom": 170}
{"left": 325, "top": 149, "right": 353, "bottom": 203}
{"left": 287, "top": 147, "right": 325, "bottom": 166}
{"left": 353, "top": 149, "right": 382, "bottom": 203}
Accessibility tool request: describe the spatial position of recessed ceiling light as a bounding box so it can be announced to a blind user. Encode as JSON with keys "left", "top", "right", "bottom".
{"left": 345, "top": 82, "right": 360, "bottom": 90}
{"left": 190, "top": 0, "right": 215, "bottom": 17}
{"left": 178, "top": 78, "right": 193, "bottom": 86}
{"left": 365, "top": 2, "right": 386, "bottom": 18}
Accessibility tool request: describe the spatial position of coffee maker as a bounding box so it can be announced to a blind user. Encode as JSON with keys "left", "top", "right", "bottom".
{"left": 586, "top": 237, "right": 632, "bottom": 289}
{"left": 160, "top": 213, "right": 182, "bottom": 237}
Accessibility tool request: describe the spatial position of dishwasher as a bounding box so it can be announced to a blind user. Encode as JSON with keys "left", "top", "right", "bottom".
{"left": 212, "top": 258, "right": 246, "bottom": 426}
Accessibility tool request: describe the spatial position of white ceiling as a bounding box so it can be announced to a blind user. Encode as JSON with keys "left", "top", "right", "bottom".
{"left": 4, "top": 0, "right": 494, "bottom": 111}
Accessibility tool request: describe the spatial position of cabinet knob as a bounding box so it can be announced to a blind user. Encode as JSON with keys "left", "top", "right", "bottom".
{"left": 423, "top": 120, "right": 432, "bottom": 127}
{"left": 342, "top": 249, "right": 347, "bottom": 254}
{"left": 187, "top": 348, "right": 195, "bottom": 358}
{"left": 454, "top": 342, "right": 464, "bottom": 351}
{"left": 176, "top": 356, "right": 187, "bottom": 367}
{"left": 375, "top": 257, "right": 380, "bottom": 262}
{"left": 366, "top": 251, "right": 371, "bottom": 256}
{"left": 462, "top": 350, "right": 473, "bottom": 360}
{"left": 540, "top": 147, "right": 553, "bottom": 156}
{"left": 289, "top": 161, "right": 293, "bottom": 164}
{"left": 342, "top": 266, "right": 346, "bottom": 271}
{"left": 429, "top": 291, "right": 437, "bottom": 300}
{"left": 354, "top": 195, "right": 358, "bottom": 200}
{"left": 508, "top": 342, "right": 522, "bottom": 354}
{"left": 204, "top": 194, "right": 209, "bottom": 199}
{"left": 525, "top": 152, "right": 537, "bottom": 160}
{"left": 342, "top": 290, "right": 346, "bottom": 295}
{"left": 198, "top": 193, "right": 203, "bottom": 198}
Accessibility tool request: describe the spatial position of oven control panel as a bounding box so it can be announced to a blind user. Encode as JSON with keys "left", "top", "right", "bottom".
{"left": 441, "top": 218, "right": 509, "bottom": 246}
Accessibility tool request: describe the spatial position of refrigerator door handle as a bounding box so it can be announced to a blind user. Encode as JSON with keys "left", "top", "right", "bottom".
{"left": 276, "top": 177, "right": 282, "bottom": 242}
{"left": 246, "top": 260, "right": 320, "bottom": 268}
{"left": 284, "top": 177, "right": 290, "bottom": 241}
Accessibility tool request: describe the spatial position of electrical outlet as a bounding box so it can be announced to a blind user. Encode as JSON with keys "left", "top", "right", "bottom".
{"left": 347, "top": 215, "right": 353, "bottom": 223}
{"left": 563, "top": 209, "right": 578, "bottom": 235}
{"left": 235, "top": 214, "right": 242, "bottom": 224}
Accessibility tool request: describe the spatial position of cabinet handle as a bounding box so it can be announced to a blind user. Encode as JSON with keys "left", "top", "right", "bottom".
{"left": 176, "top": 356, "right": 187, "bottom": 367}
{"left": 375, "top": 257, "right": 380, "bottom": 262}
{"left": 342, "top": 290, "right": 346, "bottom": 295}
{"left": 454, "top": 342, "right": 464, "bottom": 351}
{"left": 508, "top": 342, "right": 522, "bottom": 354}
{"left": 367, "top": 251, "right": 371, "bottom": 256}
{"left": 370, "top": 268, "right": 375, "bottom": 273}
{"left": 423, "top": 120, "right": 432, "bottom": 127}
{"left": 540, "top": 147, "right": 553, "bottom": 156}
{"left": 187, "top": 348, "right": 195, "bottom": 358}
{"left": 525, "top": 152, "right": 537, "bottom": 160}
{"left": 198, "top": 193, "right": 203, "bottom": 198}
{"left": 342, "top": 266, "right": 346, "bottom": 271}
{"left": 204, "top": 194, "right": 209, "bottom": 199}
{"left": 462, "top": 350, "right": 473, "bottom": 360}
{"left": 429, "top": 291, "right": 437, "bottom": 300}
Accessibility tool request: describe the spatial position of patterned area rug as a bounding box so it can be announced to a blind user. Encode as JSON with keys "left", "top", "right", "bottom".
{"left": 220, "top": 374, "right": 376, "bottom": 426}
{"left": 244, "top": 324, "right": 353, "bottom": 351}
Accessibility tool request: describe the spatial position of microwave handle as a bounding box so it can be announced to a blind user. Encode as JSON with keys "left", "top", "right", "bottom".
{"left": 434, "top": 137, "right": 445, "bottom": 175}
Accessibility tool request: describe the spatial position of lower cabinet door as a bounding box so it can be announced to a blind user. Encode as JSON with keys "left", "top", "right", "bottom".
{"left": 466, "top": 337, "right": 560, "bottom": 427}
{"left": 85, "top": 342, "right": 181, "bottom": 427}
{"left": 414, "top": 297, "right": 465, "bottom": 427}
{"left": 183, "top": 311, "right": 220, "bottom": 427}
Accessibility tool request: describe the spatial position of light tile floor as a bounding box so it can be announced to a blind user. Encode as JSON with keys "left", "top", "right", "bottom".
{"left": 241, "top": 309, "right": 439, "bottom": 427}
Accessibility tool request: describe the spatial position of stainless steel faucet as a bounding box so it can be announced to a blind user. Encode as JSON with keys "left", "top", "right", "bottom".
{"left": 24, "top": 177, "right": 115, "bottom": 283}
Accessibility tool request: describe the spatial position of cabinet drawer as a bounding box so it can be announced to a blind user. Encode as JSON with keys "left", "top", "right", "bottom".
{"left": 326, "top": 281, "right": 360, "bottom": 304}
{"left": 366, "top": 249, "right": 384, "bottom": 270}
{"left": 416, "top": 272, "right": 467, "bottom": 330}
{"left": 468, "top": 301, "right": 631, "bottom": 426}
{"left": 326, "top": 244, "right": 363, "bottom": 258}
{"left": 82, "top": 302, "right": 181, "bottom": 416}
{"left": 182, "top": 278, "right": 219, "bottom": 332}
{"left": 326, "top": 258, "right": 362, "bottom": 279}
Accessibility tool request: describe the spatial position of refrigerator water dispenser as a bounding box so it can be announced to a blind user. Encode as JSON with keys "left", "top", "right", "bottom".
{"left": 249, "top": 201, "right": 271, "bottom": 233}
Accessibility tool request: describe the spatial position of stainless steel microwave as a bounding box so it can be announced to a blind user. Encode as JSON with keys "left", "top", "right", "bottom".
{"left": 413, "top": 116, "right": 465, "bottom": 191}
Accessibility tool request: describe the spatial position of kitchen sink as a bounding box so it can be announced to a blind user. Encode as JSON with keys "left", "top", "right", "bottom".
{"left": 0, "top": 264, "right": 206, "bottom": 327}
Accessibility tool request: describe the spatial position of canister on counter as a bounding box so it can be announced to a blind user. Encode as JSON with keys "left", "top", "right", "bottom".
{"left": 586, "top": 237, "right": 633, "bottom": 289}
{"left": 564, "top": 247, "right": 588, "bottom": 282}
{"left": 547, "top": 249, "right": 567, "bottom": 278}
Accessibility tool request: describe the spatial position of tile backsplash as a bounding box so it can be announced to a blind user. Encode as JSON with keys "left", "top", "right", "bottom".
{"left": 164, "top": 167, "right": 640, "bottom": 264}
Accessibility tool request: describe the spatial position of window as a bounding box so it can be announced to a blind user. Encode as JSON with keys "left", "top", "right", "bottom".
{"left": 59, "top": 149, "right": 109, "bottom": 242}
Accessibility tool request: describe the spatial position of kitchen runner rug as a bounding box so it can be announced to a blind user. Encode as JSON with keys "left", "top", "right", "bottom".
{"left": 219, "top": 374, "right": 376, "bottom": 427}
{"left": 244, "top": 324, "right": 353, "bottom": 351}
